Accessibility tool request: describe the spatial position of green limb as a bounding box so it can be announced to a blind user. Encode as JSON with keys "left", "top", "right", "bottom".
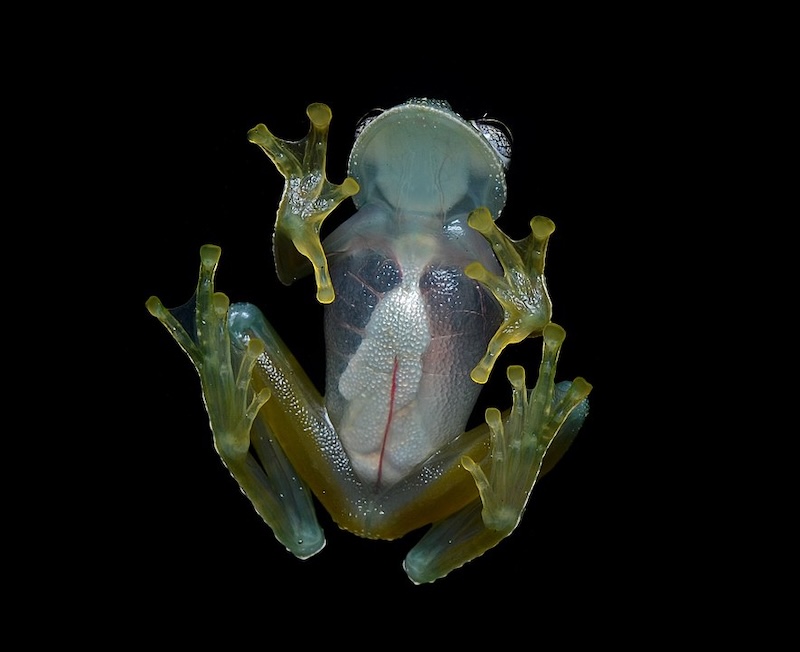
{"left": 248, "top": 103, "right": 359, "bottom": 304}
{"left": 403, "top": 502, "right": 506, "bottom": 585}
{"left": 465, "top": 207, "right": 555, "bottom": 384}
{"left": 462, "top": 324, "right": 592, "bottom": 532}
{"left": 404, "top": 323, "right": 591, "bottom": 584}
{"left": 146, "top": 245, "right": 325, "bottom": 559}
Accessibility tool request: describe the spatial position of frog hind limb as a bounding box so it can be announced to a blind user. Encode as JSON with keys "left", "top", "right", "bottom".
{"left": 146, "top": 245, "right": 325, "bottom": 559}
{"left": 403, "top": 323, "right": 591, "bottom": 584}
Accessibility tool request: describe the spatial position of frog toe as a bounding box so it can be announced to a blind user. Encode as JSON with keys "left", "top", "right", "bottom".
{"left": 403, "top": 323, "right": 591, "bottom": 584}
{"left": 249, "top": 104, "right": 359, "bottom": 304}
{"left": 466, "top": 208, "right": 554, "bottom": 383}
{"left": 148, "top": 246, "right": 325, "bottom": 559}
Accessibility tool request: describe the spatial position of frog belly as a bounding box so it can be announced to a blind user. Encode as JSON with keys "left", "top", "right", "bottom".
{"left": 324, "top": 248, "right": 500, "bottom": 488}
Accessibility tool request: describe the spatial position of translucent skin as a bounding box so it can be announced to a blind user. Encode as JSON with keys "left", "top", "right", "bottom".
{"left": 147, "top": 99, "right": 592, "bottom": 583}
{"left": 322, "top": 208, "right": 503, "bottom": 488}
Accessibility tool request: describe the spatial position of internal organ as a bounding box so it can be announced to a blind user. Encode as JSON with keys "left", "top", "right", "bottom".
{"left": 325, "top": 249, "right": 502, "bottom": 488}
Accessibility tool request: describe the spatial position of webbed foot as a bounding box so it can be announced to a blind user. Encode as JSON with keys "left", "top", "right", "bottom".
{"left": 146, "top": 245, "right": 325, "bottom": 559}
{"left": 248, "top": 103, "right": 359, "bottom": 304}
{"left": 403, "top": 324, "right": 591, "bottom": 584}
{"left": 461, "top": 323, "right": 592, "bottom": 533}
{"left": 465, "top": 207, "right": 555, "bottom": 383}
{"left": 146, "top": 246, "right": 271, "bottom": 454}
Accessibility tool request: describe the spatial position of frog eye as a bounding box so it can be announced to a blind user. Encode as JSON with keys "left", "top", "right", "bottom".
{"left": 471, "top": 117, "right": 513, "bottom": 169}
{"left": 355, "top": 108, "right": 385, "bottom": 139}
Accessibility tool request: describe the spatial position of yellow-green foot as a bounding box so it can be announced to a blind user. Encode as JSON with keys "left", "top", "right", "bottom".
{"left": 147, "top": 245, "right": 324, "bottom": 558}
{"left": 465, "top": 207, "right": 555, "bottom": 383}
{"left": 145, "top": 245, "right": 271, "bottom": 456}
{"left": 248, "top": 103, "right": 359, "bottom": 304}
{"left": 462, "top": 323, "right": 592, "bottom": 532}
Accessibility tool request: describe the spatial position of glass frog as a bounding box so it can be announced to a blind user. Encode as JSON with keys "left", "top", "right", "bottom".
{"left": 147, "top": 98, "right": 592, "bottom": 584}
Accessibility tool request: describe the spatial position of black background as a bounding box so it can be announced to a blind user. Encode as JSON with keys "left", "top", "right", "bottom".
{"left": 125, "top": 51, "right": 675, "bottom": 631}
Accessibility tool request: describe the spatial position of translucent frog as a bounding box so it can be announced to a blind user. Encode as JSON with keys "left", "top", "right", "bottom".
{"left": 147, "top": 98, "right": 592, "bottom": 584}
